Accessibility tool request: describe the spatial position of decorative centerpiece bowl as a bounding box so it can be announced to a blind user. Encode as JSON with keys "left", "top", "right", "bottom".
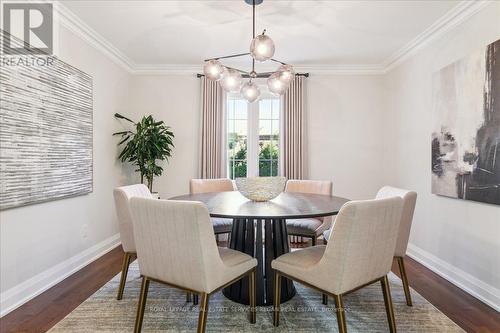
{"left": 235, "top": 176, "right": 286, "bottom": 202}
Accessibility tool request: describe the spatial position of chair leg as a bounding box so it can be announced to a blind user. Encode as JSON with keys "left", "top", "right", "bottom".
{"left": 197, "top": 293, "right": 209, "bottom": 333}
{"left": 134, "top": 276, "right": 150, "bottom": 333}
{"left": 193, "top": 294, "right": 199, "bottom": 305}
{"left": 117, "top": 252, "right": 132, "bottom": 300}
{"left": 249, "top": 269, "right": 256, "bottom": 324}
{"left": 322, "top": 293, "right": 328, "bottom": 305}
{"left": 333, "top": 294, "right": 347, "bottom": 333}
{"left": 273, "top": 271, "right": 281, "bottom": 327}
{"left": 381, "top": 275, "right": 397, "bottom": 333}
{"left": 186, "top": 292, "right": 192, "bottom": 303}
{"left": 396, "top": 256, "right": 412, "bottom": 306}
{"left": 311, "top": 236, "right": 316, "bottom": 246}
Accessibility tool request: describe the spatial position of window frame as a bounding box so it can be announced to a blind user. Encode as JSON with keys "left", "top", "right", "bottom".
{"left": 226, "top": 86, "right": 282, "bottom": 178}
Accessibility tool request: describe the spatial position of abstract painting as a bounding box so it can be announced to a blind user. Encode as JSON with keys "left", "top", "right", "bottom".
{"left": 0, "top": 32, "right": 93, "bottom": 210}
{"left": 432, "top": 39, "right": 500, "bottom": 205}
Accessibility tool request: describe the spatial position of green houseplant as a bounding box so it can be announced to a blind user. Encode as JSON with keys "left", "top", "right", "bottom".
{"left": 113, "top": 113, "right": 174, "bottom": 192}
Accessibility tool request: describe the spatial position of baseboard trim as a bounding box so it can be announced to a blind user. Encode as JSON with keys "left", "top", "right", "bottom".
{"left": 406, "top": 243, "right": 500, "bottom": 312}
{"left": 0, "top": 234, "right": 121, "bottom": 317}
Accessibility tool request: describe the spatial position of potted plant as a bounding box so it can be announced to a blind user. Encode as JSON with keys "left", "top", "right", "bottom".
{"left": 113, "top": 113, "right": 174, "bottom": 194}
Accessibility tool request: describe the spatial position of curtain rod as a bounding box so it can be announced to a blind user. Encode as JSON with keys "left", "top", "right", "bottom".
{"left": 196, "top": 73, "right": 309, "bottom": 78}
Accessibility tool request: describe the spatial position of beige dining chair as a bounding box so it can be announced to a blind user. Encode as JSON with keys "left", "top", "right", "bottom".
{"left": 113, "top": 184, "right": 152, "bottom": 300}
{"left": 129, "top": 197, "right": 257, "bottom": 333}
{"left": 323, "top": 186, "right": 417, "bottom": 306}
{"left": 272, "top": 197, "right": 404, "bottom": 333}
{"left": 285, "top": 180, "right": 333, "bottom": 246}
{"left": 190, "top": 178, "right": 235, "bottom": 237}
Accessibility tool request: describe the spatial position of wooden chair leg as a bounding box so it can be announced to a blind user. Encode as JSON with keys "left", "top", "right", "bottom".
{"left": 197, "top": 293, "right": 209, "bottom": 333}
{"left": 333, "top": 294, "right": 347, "bottom": 333}
{"left": 311, "top": 236, "right": 316, "bottom": 246}
{"left": 322, "top": 293, "right": 328, "bottom": 305}
{"left": 273, "top": 271, "right": 281, "bottom": 327}
{"left": 249, "top": 269, "right": 256, "bottom": 324}
{"left": 396, "top": 256, "right": 412, "bottom": 306}
{"left": 117, "top": 252, "right": 132, "bottom": 300}
{"left": 381, "top": 275, "right": 397, "bottom": 333}
{"left": 134, "top": 276, "right": 150, "bottom": 333}
{"left": 186, "top": 292, "right": 192, "bottom": 303}
{"left": 193, "top": 293, "right": 199, "bottom": 305}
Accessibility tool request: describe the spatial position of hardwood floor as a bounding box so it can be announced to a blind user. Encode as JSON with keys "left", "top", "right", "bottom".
{"left": 1, "top": 245, "right": 499, "bottom": 333}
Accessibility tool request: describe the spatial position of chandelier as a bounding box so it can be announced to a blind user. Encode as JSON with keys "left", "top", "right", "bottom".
{"left": 202, "top": 0, "right": 295, "bottom": 103}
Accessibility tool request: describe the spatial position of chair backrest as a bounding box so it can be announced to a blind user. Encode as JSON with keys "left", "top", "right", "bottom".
{"left": 285, "top": 179, "right": 332, "bottom": 196}
{"left": 285, "top": 180, "right": 333, "bottom": 225}
{"left": 129, "top": 197, "right": 224, "bottom": 293}
{"left": 113, "top": 184, "right": 152, "bottom": 253}
{"left": 376, "top": 186, "right": 417, "bottom": 257}
{"left": 190, "top": 178, "right": 235, "bottom": 194}
{"left": 321, "top": 197, "right": 403, "bottom": 294}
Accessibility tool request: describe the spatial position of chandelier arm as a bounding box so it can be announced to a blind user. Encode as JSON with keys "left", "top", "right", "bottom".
{"left": 270, "top": 58, "right": 288, "bottom": 65}
{"left": 204, "top": 52, "right": 251, "bottom": 62}
{"left": 224, "top": 66, "right": 250, "bottom": 75}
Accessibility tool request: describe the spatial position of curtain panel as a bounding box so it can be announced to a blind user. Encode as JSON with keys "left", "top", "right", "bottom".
{"left": 199, "top": 77, "right": 226, "bottom": 179}
{"left": 281, "top": 75, "right": 306, "bottom": 180}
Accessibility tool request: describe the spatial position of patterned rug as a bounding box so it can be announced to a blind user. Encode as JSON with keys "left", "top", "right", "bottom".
{"left": 49, "top": 261, "right": 463, "bottom": 332}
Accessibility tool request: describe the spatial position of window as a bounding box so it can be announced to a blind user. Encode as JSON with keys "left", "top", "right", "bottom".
{"left": 226, "top": 89, "right": 281, "bottom": 179}
{"left": 258, "top": 99, "right": 280, "bottom": 177}
{"left": 227, "top": 98, "right": 248, "bottom": 179}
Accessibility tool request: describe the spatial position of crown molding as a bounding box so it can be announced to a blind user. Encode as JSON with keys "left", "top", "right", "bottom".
{"left": 55, "top": 0, "right": 492, "bottom": 76}
{"left": 295, "top": 64, "right": 386, "bottom": 75}
{"left": 131, "top": 63, "right": 386, "bottom": 76}
{"left": 382, "top": 0, "right": 492, "bottom": 73}
{"left": 55, "top": 1, "right": 137, "bottom": 72}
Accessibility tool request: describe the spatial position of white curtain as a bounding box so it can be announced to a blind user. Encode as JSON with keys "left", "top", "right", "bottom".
{"left": 199, "top": 77, "right": 226, "bottom": 179}
{"left": 281, "top": 76, "right": 306, "bottom": 179}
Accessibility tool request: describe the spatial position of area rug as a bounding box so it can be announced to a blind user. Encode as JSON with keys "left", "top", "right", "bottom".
{"left": 49, "top": 261, "right": 463, "bottom": 332}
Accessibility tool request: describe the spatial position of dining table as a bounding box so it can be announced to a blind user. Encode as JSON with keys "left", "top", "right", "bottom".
{"left": 170, "top": 191, "right": 349, "bottom": 306}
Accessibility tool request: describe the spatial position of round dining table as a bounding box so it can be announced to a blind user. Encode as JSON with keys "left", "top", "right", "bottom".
{"left": 170, "top": 191, "right": 349, "bottom": 306}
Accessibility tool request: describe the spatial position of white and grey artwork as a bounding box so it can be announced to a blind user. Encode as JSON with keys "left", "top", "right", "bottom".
{"left": 432, "top": 38, "right": 500, "bottom": 206}
{"left": 0, "top": 34, "right": 93, "bottom": 210}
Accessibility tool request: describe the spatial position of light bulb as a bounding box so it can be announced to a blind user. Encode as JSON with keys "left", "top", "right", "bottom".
{"left": 220, "top": 68, "right": 243, "bottom": 92}
{"left": 278, "top": 64, "right": 295, "bottom": 84}
{"left": 203, "top": 60, "right": 224, "bottom": 81}
{"left": 241, "top": 81, "right": 261, "bottom": 103}
{"left": 250, "top": 34, "right": 275, "bottom": 62}
{"left": 267, "top": 72, "right": 288, "bottom": 96}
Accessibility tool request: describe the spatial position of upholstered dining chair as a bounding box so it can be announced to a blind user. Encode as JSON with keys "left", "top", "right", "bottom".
{"left": 284, "top": 180, "right": 333, "bottom": 246}
{"left": 272, "top": 197, "right": 404, "bottom": 333}
{"left": 323, "top": 186, "right": 417, "bottom": 306}
{"left": 190, "top": 178, "right": 235, "bottom": 238}
{"left": 113, "top": 184, "right": 153, "bottom": 300}
{"left": 129, "top": 197, "right": 257, "bottom": 333}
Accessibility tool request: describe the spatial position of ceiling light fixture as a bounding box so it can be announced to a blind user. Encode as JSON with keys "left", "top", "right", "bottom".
{"left": 202, "top": 0, "right": 294, "bottom": 103}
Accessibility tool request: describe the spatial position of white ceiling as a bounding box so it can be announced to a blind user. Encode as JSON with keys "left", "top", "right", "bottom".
{"left": 61, "top": 0, "right": 461, "bottom": 69}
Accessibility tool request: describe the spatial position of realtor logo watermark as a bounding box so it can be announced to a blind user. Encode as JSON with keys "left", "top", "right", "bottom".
{"left": 2, "top": 2, "right": 53, "bottom": 54}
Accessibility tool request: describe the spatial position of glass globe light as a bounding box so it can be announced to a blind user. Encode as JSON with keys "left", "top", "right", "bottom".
{"left": 250, "top": 34, "right": 275, "bottom": 62}
{"left": 241, "top": 81, "right": 261, "bottom": 103}
{"left": 278, "top": 64, "right": 295, "bottom": 84}
{"left": 203, "top": 60, "right": 224, "bottom": 81}
{"left": 267, "top": 72, "right": 288, "bottom": 95}
{"left": 220, "top": 68, "right": 243, "bottom": 92}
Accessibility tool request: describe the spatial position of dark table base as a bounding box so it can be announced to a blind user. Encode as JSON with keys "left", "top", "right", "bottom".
{"left": 223, "top": 219, "right": 296, "bottom": 306}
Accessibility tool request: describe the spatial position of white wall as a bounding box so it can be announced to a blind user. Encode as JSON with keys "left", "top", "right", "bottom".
{"left": 124, "top": 75, "right": 200, "bottom": 199}
{"left": 307, "top": 75, "right": 386, "bottom": 199}
{"left": 0, "top": 26, "right": 133, "bottom": 315}
{"left": 125, "top": 74, "right": 386, "bottom": 201}
{"left": 382, "top": 2, "right": 500, "bottom": 310}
